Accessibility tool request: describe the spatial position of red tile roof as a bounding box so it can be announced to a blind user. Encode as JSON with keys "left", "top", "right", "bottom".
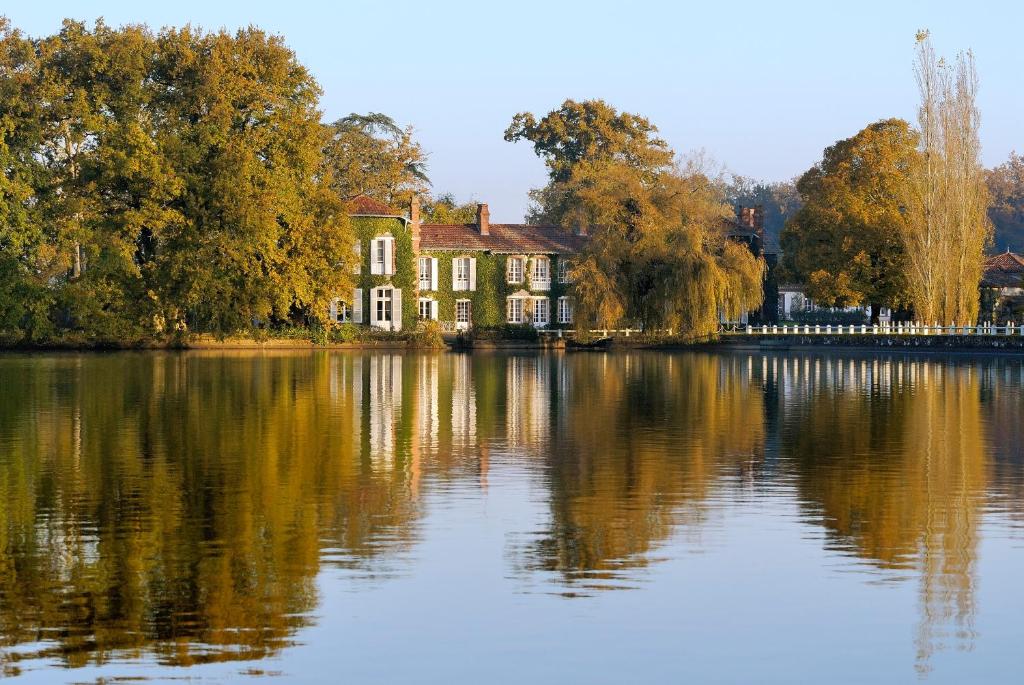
{"left": 419, "top": 223, "right": 588, "bottom": 254}
{"left": 349, "top": 195, "right": 401, "bottom": 217}
{"left": 982, "top": 251, "right": 1024, "bottom": 288}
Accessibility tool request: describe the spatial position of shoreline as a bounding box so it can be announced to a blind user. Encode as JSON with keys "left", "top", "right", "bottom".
{"left": 5, "top": 333, "right": 1024, "bottom": 355}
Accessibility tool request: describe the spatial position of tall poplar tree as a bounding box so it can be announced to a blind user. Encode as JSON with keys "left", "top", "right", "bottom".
{"left": 900, "top": 31, "right": 991, "bottom": 325}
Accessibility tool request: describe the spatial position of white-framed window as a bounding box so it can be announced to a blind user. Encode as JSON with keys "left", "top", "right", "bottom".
{"left": 375, "top": 287, "right": 393, "bottom": 323}
{"left": 418, "top": 257, "right": 433, "bottom": 291}
{"left": 557, "top": 296, "right": 573, "bottom": 324}
{"left": 507, "top": 256, "right": 524, "bottom": 284}
{"left": 532, "top": 256, "right": 551, "bottom": 290}
{"left": 507, "top": 297, "right": 524, "bottom": 324}
{"left": 557, "top": 258, "right": 571, "bottom": 284}
{"left": 330, "top": 298, "right": 350, "bottom": 323}
{"left": 455, "top": 299, "right": 472, "bottom": 330}
{"left": 370, "top": 236, "right": 395, "bottom": 275}
{"left": 533, "top": 297, "right": 549, "bottom": 327}
{"left": 418, "top": 297, "right": 437, "bottom": 320}
{"left": 453, "top": 257, "right": 476, "bottom": 291}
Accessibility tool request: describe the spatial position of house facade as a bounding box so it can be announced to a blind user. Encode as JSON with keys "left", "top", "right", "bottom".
{"left": 335, "top": 196, "right": 584, "bottom": 332}
{"left": 329, "top": 195, "right": 417, "bottom": 331}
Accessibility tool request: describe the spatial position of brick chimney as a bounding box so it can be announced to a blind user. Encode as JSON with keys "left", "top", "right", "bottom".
{"left": 409, "top": 195, "right": 421, "bottom": 253}
{"left": 477, "top": 203, "right": 490, "bottom": 236}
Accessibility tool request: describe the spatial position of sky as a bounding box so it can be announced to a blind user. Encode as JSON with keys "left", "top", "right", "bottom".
{"left": 6, "top": 0, "right": 1024, "bottom": 221}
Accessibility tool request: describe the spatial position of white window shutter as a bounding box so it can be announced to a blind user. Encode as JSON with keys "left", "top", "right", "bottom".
{"left": 469, "top": 257, "right": 477, "bottom": 291}
{"left": 431, "top": 300, "right": 438, "bottom": 320}
{"left": 392, "top": 289, "right": 402, "bottom": 331}
{"left": 353, "top": 288, "right": 363, "bottom": 323}
{"left": 430, "top": 257, "right": 438, "bottom": 291}
{"left": 369, "top": 289, "right": 379, "bottom": 327}
{"left": 353, "top": 240, "right": 362, "bottom": 274}
{"left": 382, "top": 238, "right": 393, "bottom": 275}
{"left": 329, "top": 298, "right": 338, "bottom": 321}
{"left": 388, "top": 237, "right": 396, "bottom": 275}
{"left": 370, "top": 239, "right": 381, "bottom": 275}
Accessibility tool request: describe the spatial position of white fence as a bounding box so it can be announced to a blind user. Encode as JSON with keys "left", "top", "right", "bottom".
{"left": 726, "top": 322, "right": 1024, "bottom": 336}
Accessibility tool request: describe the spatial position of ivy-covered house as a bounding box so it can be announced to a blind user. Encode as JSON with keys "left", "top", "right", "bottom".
{"left": 333, "top": 195, "right": 417, "bottom": 331}
{"left": 414, "top": 201, "right": 585, "bottom": 331}
{"left": 336, "top": 196, "right": 585, "bottom": 332}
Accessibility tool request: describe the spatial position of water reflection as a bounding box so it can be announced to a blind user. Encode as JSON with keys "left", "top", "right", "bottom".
{"left": 0, "top": 350, "right": 1021, "bottom": 678}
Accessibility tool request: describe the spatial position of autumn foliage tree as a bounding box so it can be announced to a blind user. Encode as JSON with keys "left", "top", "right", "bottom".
{"left": 899, "top": 31, "right": 991, "bottom": 325}
{"left": 780, "top": 119, "right": 918, "bottom": 321}
{"left": 0, "top": 19, "right": 353, "bottom": 340}
{"left": 506, "top": 99, "right": 764, "bottom": 337}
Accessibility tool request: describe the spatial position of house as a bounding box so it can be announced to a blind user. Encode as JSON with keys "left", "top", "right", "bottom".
{"left": 416, "top": 201, "right": 585, "bottom": 331}
{"left": 980, "top": 251, "right": 1024, "bottom": 322}
{"left": 335, "top": 196, "right": 584, "bottom": 332}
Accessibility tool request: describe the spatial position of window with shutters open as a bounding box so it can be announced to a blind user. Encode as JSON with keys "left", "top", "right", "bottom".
{"left": 418, "top": 298, "right": 437, "bottom": 320}
{"left": 453, "top": 257, "right": 470, "bottom": 291}
{"left": 418, "top": 257, "right": 432, "bottom": 291}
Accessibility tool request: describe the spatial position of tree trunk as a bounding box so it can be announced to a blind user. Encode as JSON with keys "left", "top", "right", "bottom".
{"left": 870, "top": 302, "right": 882, "bottom": 325}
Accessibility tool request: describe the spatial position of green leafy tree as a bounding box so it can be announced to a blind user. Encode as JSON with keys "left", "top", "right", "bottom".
{"left": 421, "top": 192, "right": 478, "bottom": 223}
{"left": 324, "top": 112, "right": 429, "bottom": 209}
{"left": 780, "top": 119, "right": 918, "bottom": 321}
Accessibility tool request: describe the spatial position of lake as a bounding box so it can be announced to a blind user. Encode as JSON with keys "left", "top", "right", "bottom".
{"left": 0, "top": 350, "right": 1022, "bottom": 683}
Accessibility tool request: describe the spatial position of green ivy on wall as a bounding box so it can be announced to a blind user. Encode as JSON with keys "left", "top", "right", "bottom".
{"left": 351, "top": 216, "right": 416, "bottom": 330}
{"left": 416, "top": 251, "right": 573, "bottom": 329}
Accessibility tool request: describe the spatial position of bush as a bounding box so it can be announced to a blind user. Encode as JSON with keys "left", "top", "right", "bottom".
{"left": 468, "top": 324, "right": 540, "bottom": 341}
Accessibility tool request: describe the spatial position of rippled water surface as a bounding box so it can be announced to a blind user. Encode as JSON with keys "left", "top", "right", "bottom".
{"left": 1, "top": 350, "right": 1023, "bottom": 683}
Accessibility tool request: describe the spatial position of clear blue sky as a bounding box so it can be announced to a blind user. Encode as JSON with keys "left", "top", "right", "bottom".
{"left": 6, "top": 1, "right": 1023, "bottom": 221}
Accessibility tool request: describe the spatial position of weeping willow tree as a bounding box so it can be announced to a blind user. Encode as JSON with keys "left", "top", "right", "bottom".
{"left": 900, "top": 31, "right": 991, "bottom": 324}
{"left": 506, "top": 100, "right": 765, "bottom": 338}
{"left": 565, "top": 161, "right": 763, "bottom": 335}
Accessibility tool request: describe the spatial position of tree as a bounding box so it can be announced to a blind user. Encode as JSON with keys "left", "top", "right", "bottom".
{"left": 420, "top": 192, "right": 478, "bottom": 224}
{"left": 151, "top": 26, "right": 351, "bottom": 333}
{"left": 899, "top": 31, "right": 991, "bottom": 325}
{"left": 323, "top": 112, "right": 429, "bottom": 208}
{"left": 506, "top": 100, "right": 764, "bottom": 337}
{"left": 1, "top": 19, "right": 354, "bottom": 340}
{"left": 780, "top": 119, "right": 918, "bottom": 322}
{"left": 505, "top": 98, "right": 674, "bottom": 224}
{"left": 986, "top": 152, "right": 1024, "bottom": 253}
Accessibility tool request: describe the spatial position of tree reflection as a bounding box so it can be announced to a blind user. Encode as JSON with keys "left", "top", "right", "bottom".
{"left": 0, "top": 352, "right": 423, "bottom": 670}
{"left": 778, "top": 355, "right": 989, "bottom": 675}
{"left": 518, "top": 353, "right": 766, "bottom": 590}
